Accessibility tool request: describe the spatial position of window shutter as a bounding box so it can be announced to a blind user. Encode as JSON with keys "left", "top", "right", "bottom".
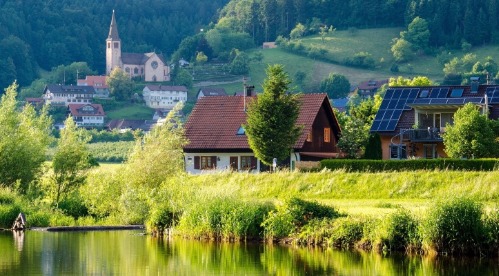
{"left": 194, "top": 156, "right": 200, "bottom": 169}
{"left": 211, "top": 156, "right": 217, "bottom": 168}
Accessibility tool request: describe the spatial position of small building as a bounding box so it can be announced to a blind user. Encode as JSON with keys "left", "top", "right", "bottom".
{"left": 77, "top": 76, "right": 110, "bottom": 98}
{"left": 44, "top": 84, "right": 95, "bottom": 106}
{"left": 196, "top": 87, "right": 227, "bottom": 100}
{"left": 370, "top": 81, "right": 499, "bottom": 159}
{"left": 25, "top": 98, "right": 44, "bottom": 109}
{"left": 183, "top": 93, "right": 341, "bottom": 174}
{"left": 142, "top": 85, "right": 188, "bottom": 109}
{"left": 68, "top": 104, "right": 105, "bottom": 128}
{"left": 107, "top": 119, "right": 156, "bottom": 133}
{"left": 356, "top": 79, "right": 388, "bottom": 97}
{"left": 262, "top": 42, "right": 277, "bottom": 49}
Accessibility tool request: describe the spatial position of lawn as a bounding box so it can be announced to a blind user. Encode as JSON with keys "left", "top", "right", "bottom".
{"left": 105, "top": 104, "right": 155, "bottom": 120}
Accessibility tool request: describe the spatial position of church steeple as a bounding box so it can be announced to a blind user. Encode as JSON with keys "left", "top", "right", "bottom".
{"left": 106, "top": 10, "right": 122, "bottom": 75}
{"left": 108, "top": 10, "right": 120, "bottom": 41}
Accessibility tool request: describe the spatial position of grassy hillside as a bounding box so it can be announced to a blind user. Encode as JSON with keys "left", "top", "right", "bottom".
{"left": 194, "top": 27, "right": 499, "bottom": 96}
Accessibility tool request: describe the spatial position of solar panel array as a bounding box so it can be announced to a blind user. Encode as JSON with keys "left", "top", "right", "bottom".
{"left": 486, "top": 87, "right": 499, "bottom": 104}
{"left": 371, "top": 88, "right": 419, "bottom": 132}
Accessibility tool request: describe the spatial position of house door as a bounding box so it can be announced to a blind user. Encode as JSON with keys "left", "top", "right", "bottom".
{"left": 230, "top": 157, "right": 238, "bottom": 171}
{"left": 423, "top": 144, "right": 437, "bottom": 159}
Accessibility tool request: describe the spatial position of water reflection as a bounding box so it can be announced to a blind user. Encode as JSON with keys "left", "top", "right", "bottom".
{"left": 0, "top": 230, "right": 497, "bottom": 275}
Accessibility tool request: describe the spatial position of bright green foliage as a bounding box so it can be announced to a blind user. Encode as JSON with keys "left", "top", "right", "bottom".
{"left": 0, "top": 82, "right": 52, "bottom": 192}
{"left": 107, "top": 67, "right": 135, "bottom": 101}
{"left": 389, "top": 76, "right": 433, "bottom": 86}
{"left": 195, "top": 51, "right": 208, "bottom": 65}
{"left": 328, "top": 217, "right": 364, "bottom": 249}
{"left": 420, "top": 197, "right": 486, "bottom": 255}
{"left": 245, "top": 64, "right": 301, "bottom": 165}
{"left": 401, "top": 17, "right": 430, "bottom": 51}
{"left": 50, "top": 117, "right": 94, "bottom": 207}
{"left": 124, "top": 103, "right": 187, "bottom": 189}
{"left": 174, "top": 69, "right": 193, "bottom": 88}
{"left": 229, "top": 51, "right": 250, "bottom": 75}
{"left": 375, "top": 209, "right": 419, "bottom": 251}
{"left": 320, "top": 73, "right": 350, "bottom": 99}
{"left": 391, "top": 38, "right": 413, "bottom": 62}
{"left": 442, "top": 103, "right": 498, "bottom": 158}
{"left": 290, "top": 23, "right": 306, "bottom": 39}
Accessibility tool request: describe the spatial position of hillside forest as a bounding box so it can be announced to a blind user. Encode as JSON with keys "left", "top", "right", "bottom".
{"left": 1, "top": 0, "right": 499, "bottom": 90}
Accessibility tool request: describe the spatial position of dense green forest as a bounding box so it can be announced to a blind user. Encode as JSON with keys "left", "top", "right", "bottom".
{"left": 0, "top": 0, "right": 229, "bottom": 88}
{"left": 1, "top": 0, "right": 499, "bottom": 91}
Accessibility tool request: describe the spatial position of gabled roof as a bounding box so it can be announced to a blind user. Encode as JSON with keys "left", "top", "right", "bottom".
{"left": 68, "top": 104, "right": 105, "bottom": 116}
{"left": 107, "top": 119, "right": 155, "bottom": 132}
{"left": 77, "top": 76, "right": 108, "bottom": 88}
{"left": 122, "top": 52, "right": 168, "bottom": 66}
{"left": 45, "top": 84, "right": 95, "bottom": 95}
{"left": 144, "top": 85, "right": 188, "bottom": 92}
{"left": 184, "top": 93, "right": 340, "bottom": 151}
{"left": 197, "top": 87, "right": 227, "bottom": 97}
{"left": 357, "top": 79, "right": 388, "bottom": 90}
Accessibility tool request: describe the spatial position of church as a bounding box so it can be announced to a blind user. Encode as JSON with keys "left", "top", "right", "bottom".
{"left": 106, "top": 11, "right": 170, "bottom": 82}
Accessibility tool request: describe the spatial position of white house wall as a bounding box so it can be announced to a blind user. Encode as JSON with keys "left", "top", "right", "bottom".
{"left": 143, "top": 89, "right": 187, "bottom": 109}
{"left": 184, "top": 152, "right": 261, "bottom": 174}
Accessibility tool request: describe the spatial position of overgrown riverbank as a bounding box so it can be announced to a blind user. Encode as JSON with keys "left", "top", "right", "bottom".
{"left": 2, "top": 169, "right": 498, "bottom": 256}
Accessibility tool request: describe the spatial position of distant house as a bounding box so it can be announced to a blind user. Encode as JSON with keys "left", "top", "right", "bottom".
{"left": 43, "top": 84, "right": 95, "bottom": 106}
{"left": 262, "top": 42, "right": 277, "bottom": 49}
{"left": 356, "top": 79, "right": 388, "bottom": 97}
{"left": 107, "top": 119, "right": 156, "bottom": 133}
{"left": 142, "top": 85, "right": 188, "bottom": 109}
{"left": 77, "top": 76, "right": 110, "bottom": 98}
{"left": 370, "top": 80, "right": 499, "bottom": 159}
{"left": 25, "top": 98, "right": 44, "bottom": 109}
{"left": 196, "top": 87, "right": 227, "bottom": 99}
{"left": 183, "top": 93, "right": 341, "bottom": 174}
{"left": 68, "top": 104, "right": 105, "bottom": 128}
{"left": 178, "top": 58, "right": 190, "bottom": 67}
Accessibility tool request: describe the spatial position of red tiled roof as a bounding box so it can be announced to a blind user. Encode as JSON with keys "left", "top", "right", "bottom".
{"left": 68, "top": 104, "right": 105, "bottom": 117}
{"left": 77, "top": 76, "right": 108, "bottom": 88}
{"left": 184, "top": 93, "right": 340, "bottom": 151}
{"left": 357, "top": 79, "right": 388, "bottom": 90}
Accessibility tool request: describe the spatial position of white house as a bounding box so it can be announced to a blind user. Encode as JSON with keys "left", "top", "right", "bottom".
{"left": 142, "top": 85, "right": 188, "bottom": 109}
{"left": 183, "top": 93, "right": 342, "bottom": 174}
{"left": 68, "top": 104, "right": 105, "bottom": 127}
{"left": 77, "top": 75, "right": 110, "bottom": 98}
{"left": 44, "top": 84, "right": 95, "bottom": 106}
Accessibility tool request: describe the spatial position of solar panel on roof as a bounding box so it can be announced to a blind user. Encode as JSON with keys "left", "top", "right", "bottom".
{"left": 487, "top": 87, "right": 499, "bottom": 104}
{"left": 447, "top": 98, "right": 464, "bottom": 104}
{"left": 387, "top": 120, "right": 398, "bottom": 130}
{"left": 437, "top": 88, "right": 449, "bottom": 98}
{"left": 450, "top": 88, "right": 464, "bottom": 97}
{"left": 419, "top": 89, "right": 429, "bottom": 98}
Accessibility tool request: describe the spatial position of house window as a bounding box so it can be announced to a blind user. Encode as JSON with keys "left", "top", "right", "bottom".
{"left": 194, "top": 156, "right": 216, "bottom": 170}
{"left": 424, "top": 144, "right": 437, "bottom": 159}
{"left": 237, "top": 126, "right": 245, "bottom": 135}
{"left": 324, "top": 128, "right": 331, "bottom": 143}
{"left": 114, "top": 42, "right": 119, "bottom": 48}
{"left": 306, "top": 131, "right": 312, "bottom": 142}
{"left": 134, "top": 68, "right": 139, "bottom": 74}
{"left": 241, "top": 156, "right": 256, "bottom": 170}
{"left": 107, "top": 42, "right": 111, "bottom": 49}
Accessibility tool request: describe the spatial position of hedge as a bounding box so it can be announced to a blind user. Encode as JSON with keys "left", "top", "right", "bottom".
{"left": 320, "top": 159, "right": 499, "bottom": 172}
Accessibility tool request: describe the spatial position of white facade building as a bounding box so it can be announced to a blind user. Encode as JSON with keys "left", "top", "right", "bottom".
{"left": 143, "top": 85, "right": 188, "bottom": 109}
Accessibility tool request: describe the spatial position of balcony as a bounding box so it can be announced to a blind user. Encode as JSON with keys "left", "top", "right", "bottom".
{"left": 402, "top": 128, "right": 443, "bottom": 142}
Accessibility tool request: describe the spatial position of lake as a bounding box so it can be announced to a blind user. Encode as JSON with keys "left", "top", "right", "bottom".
{"left": 1, "top": 230, "right": 497, "bottom": 275}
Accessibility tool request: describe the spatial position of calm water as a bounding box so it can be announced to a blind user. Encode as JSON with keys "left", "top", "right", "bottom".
{"left": 1, "top": 230, "right": 498, "bottom": 275}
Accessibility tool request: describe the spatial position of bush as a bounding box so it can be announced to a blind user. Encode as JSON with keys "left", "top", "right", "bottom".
{"left": 320, "top": 159, "right": 499, "bottom": 172}
{"left": 483, "top": 207, "right": 499, "bottom": 253}
{"left": 420, "top": 197, "right": 486, "bottom": 255}
{"left": 343, "top": 52, "right": 375, "bottom": 69}
{"left": 146, "top": 205, "right": 178, "bottom": 236}
{"left": 390, "top": 63, "right": 399, "bottom": 72}
{"left": 58, "top": 193, "right": 89, "bottom": 219}
{"left": 0, "top": 204, "right": 21, "bottom": 228}
{"left": 0, "top": 187, "right": 16, "bottom": 205}
{"left": 328, "top": 217, "right": 364, "bottom": 249}
{"left": 375, "top": 209, "right": 419, "bottom": 252}
{"left": 262, "top": 197, "right": 341, "bottom": 240}
{"left": 296, "top": 218, "right": 335, "bottom": 245}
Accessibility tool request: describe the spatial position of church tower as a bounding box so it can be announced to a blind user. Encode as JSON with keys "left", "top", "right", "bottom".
{"left": 106, "top": 10, "right": 122, "bottom": 75}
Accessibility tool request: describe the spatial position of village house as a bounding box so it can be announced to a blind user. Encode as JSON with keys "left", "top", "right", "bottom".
{"left": 68, "top": 103, "right": 105, "bottom": 128}
{"left": 370, "top": 79, "right": 499, "bottom": 159}
{"left": 43, "top": 84, "right": 95, "bottom": 106}
{"left": 183, "top": 93, "right": 341, "bottom": 174}
{"left": 196, "top": 87, "right": 227, "bottom": 99}
{"left": 106, "top": 11, "right": 170, "bottom": 82}
{"left": 356, "top": 79, "right": 388, "bottom": 98}
{"left": 142, "top": 85, "right": 188, "bottom": 109}
{"left": 77, "top": 75, "right": 110, "bottom": 98}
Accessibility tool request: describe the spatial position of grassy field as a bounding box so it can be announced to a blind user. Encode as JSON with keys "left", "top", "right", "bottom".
{"left": 105, "top": 104, "right": 155, "bottom": 120}
{"left": 194, "top": 27, "right": 499, "bottom": 95}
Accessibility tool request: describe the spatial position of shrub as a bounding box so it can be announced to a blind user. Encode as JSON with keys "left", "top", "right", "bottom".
{"left": 0, "top": 187, "right": 16, "bottom": 205}
{"left": 28, "top": 211, "right": 51, "bottom": 227}
{"left": 0, "top": 204, "right": 21, "bottom": 228}
{"left": 375, "top": 209, "right": 419, "bottom": 252}
{"left": 420, "top": 197, "right": 486, "bottom": 255}
{"left": 343, "top": 52, "right": 375, "bottom": 69}
{"left": 296, "top": 218, "right": 335, "bottom": 245}
{"left": 328, "top": 217, "right": 364, "bottom": 249}
{"left": 146, "top": 205, "right": 178, "bottom": 236}
{"left": 483, "top": 207, "right": 499, "bottom": 253}
{"left": 58, "top": 193, "right": 89, "bottom": 219}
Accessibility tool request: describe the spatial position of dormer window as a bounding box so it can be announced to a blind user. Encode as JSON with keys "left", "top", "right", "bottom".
{"left": 237, "top": 126, "right": 245, "bottom": 135}
{"left": 419, "top": 89, "right": 429, "bottom": 98}
{"left": 450, "top": 88, "right": 464, "bottom": 97}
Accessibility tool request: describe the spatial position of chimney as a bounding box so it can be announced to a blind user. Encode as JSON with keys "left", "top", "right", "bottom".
{"left": 246, "top": 85, "right": 254, "bottom": 97}
{"left": 470, "top": 77, "right": 480, "bottom": 93}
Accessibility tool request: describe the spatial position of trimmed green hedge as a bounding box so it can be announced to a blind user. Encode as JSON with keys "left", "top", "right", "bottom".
{"left": 320, "top": 159, "right": 499, "bottom": 172}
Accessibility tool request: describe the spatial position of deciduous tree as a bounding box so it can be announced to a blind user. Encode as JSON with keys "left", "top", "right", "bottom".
{"left": 320, "top": 73, "right": 350, "bottom": 99}
{"left": 442, "top": 103, "right": 498, "bottom": 158}
{"left": 107, "top": 67, "right": 135, "bottom": 101}
{"left": 245, "top": 64, "right": 301, "bottom": 165}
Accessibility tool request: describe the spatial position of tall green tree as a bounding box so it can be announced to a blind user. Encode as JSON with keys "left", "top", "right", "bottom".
{"left": 50, "top": 116, "right": 94, "bottom": 207}
{"left": 107, "top": 67, "right": 135, "bottom": 101}
{"left": 401, "top": 16, "right": 430, "bottom": 51}
{"left": 320, "top": 73, "right": 351, "bottom": 99}
{"left": 0, "top": 82, "right": 52, "bottom": 192}
{"left": 391, "top": 38, "right": 414, "bottom": 62}
{"left": 442, "top": 103, "right": 498, "bottom": 159}
{"left": 245, "top": 64, "right": 301, "bottom": 165}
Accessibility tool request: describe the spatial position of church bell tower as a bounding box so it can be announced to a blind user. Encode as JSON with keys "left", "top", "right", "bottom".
{"left": 106, "top": 10, "right": 122, "bottom": 75}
